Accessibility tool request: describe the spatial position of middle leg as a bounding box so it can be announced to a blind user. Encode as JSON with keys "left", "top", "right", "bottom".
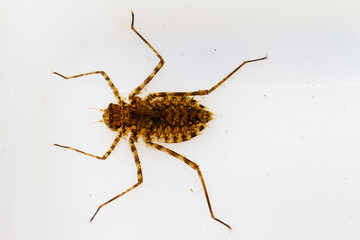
{"left": 89, "top": 134, "right": 143, "bottom": 221}
{"left": 128, "top": 11, "right": 165, "bottom": 100}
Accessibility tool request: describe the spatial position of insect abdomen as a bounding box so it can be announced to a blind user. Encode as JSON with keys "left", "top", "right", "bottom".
{"left": 142, "top": 96, "right": 213, "bottom": 143}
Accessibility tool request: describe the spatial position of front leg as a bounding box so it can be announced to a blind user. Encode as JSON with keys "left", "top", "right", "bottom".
{"left": 54, "top": 132, "right": 122, "bottom": 160}
{"left": 53, "top": 71, "right": 122, "bottom": 103}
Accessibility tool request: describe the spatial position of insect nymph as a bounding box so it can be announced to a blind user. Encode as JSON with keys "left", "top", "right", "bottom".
{"left": 54, "top": 12, "right": 267, "bottom": 230}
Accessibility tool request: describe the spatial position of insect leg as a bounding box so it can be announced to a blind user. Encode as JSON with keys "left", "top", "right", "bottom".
{"left": 145, "top": 140, "right": 231, "bottom": 230}
{"left": 53, "top": 71, "right": 121, "bottom": 103}
{"left": 128, "top": 11, "right": 165, "bottom": 100}
{"left": 146, "top": 56, "right": 267, "bottom": 100}
{"left": 89, "top": 135, "right": 143, "bottom": 221}
{"left": 54, "top": 132, "right": 122, "bottom": 160}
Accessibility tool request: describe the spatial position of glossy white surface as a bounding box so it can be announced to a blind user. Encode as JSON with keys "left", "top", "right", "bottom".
{"left": 2, "top": 0, "right": 360, "bottom": 239}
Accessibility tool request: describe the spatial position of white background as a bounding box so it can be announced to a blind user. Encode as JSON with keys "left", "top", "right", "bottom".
{"left": 2, "top": 0, "right": 360, "bottom": 239}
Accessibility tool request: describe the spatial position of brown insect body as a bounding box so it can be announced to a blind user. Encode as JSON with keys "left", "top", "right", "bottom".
{"left": 53, "top": 11, "right": 267, "bottom": 231}
{"left": 103, "top": 96, "right": 212, "bottom": 143}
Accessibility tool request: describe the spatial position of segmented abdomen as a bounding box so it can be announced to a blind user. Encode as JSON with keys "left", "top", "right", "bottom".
{"left": 139, "top": 96, "right": 213, "bottom": 143}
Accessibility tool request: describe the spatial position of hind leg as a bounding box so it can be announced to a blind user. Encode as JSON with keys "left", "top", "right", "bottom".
{"left": 146, "top": 56, "right": 267, "bottom": 100}
{"left": 145, "top": 140, "right": 231, "bottom": 230}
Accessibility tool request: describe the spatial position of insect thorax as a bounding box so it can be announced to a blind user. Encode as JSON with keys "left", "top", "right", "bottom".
{"left": 103, "top": 96, "right": 213, "bottom": 143}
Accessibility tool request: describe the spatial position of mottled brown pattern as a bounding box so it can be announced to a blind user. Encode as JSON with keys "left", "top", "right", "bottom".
{"left": 103, "top": 95, "right": 212, "bottom": 143}
{"left": 54, "top": 11, "right": 266, "bottom": 231}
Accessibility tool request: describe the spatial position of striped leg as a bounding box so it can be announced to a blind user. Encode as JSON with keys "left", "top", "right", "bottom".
{"left": 146, "top": 56, "right": 267, "bottom": 100}
{"left": 145, "top": 140, "right": 231, "bottom": 230}
{"left": 128, "top": 11, "right": 165, "bottom": 100}
{"left": 54, "top": 132, "right": 122, "bottom": 160}
{"left": 89, "top": 135, "right": 143, "bottom": 221}
{"left": 53, "top": 71, "right": 122, "bottom": 103}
